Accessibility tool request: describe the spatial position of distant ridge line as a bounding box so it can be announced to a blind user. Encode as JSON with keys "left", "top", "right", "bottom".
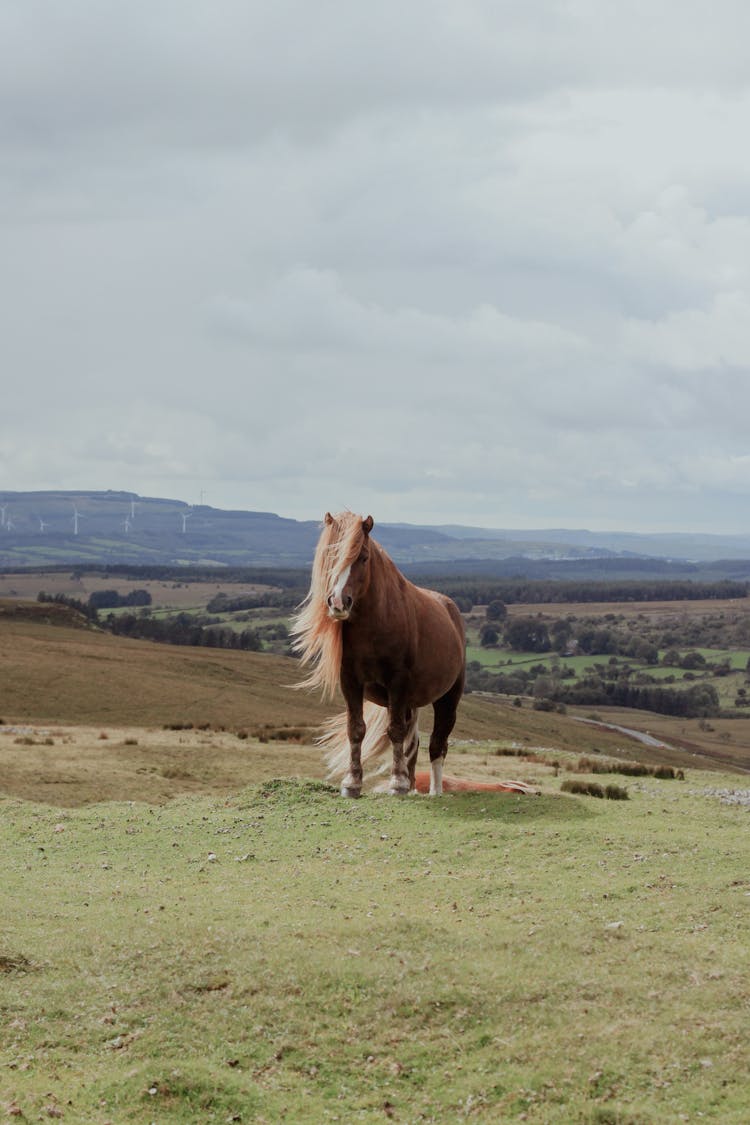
{"left": 1, "top": 490, "right": 750, "bottom": 570}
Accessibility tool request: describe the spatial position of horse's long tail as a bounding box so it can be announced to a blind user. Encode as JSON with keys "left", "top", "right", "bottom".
{"left": 413, "top": 772, "right": 538, "bottom": 795}
{"left": 320, "top": 702, "right": 403, "bottom": 781}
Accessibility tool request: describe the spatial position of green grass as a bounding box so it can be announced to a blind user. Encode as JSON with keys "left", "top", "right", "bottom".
{"left": 2, "top": 775, "right": 749, "bottom": 1122}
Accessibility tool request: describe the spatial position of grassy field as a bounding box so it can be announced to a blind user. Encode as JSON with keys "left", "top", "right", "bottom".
{"left": 2, "top": 766, "right": 750, "bottom": 1123}
{"left": 2, "top": 604, "right": 750, "bottom": 1121}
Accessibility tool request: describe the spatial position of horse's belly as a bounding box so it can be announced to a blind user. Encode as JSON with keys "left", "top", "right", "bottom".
{"left": 409, "top": 655, "right": 463, "bottom": 706}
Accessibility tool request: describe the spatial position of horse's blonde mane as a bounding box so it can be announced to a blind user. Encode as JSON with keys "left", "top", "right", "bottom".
{"left": 291, "top": 511, "right": 369, "bottom": 699}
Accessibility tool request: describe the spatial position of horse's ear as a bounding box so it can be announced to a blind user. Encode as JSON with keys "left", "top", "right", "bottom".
{"left": 362, "top": 515, "right": 374, "bottom": 535}
{"left": 324, "top": 512, "right": 334, "bottom": 525}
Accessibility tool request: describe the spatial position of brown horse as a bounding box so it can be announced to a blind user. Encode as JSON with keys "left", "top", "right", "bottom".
{"left": 292, "top": 511, "right": 465, "bottom": 797}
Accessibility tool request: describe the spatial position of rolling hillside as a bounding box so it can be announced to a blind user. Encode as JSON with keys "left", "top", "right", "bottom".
{"left": 1, "top": 604, "right": 740, "bottom": 783}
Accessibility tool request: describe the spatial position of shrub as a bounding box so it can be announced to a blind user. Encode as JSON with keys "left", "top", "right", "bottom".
{"left": 479, "top": 625, "right": 499, "bottom": 647}
{"left": 532, "top": 698, "right": 556, "bottom": 712}
{"left": 562, "top": 779, "right": 629, "bottom": 800}
{"left": 573, "top": 756, "right": 684, "bottom": 781}
{"left": 653, "top": 765, "right": 685, "bottom": 780}
{"left": 486, "top": 599, "right": 507, "bottom": 622}
{"left": 561, "top": 779, "right": 605, "bottom": 798}
{"left": 604, "top": 784, "right": 629, "bottom": 801}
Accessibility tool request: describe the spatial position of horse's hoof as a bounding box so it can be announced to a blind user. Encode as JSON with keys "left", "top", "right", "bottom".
{"left": 341, "top": 785, "right": 362, "bottom": 799}
{"left": 387, "top": 780, "right": 410, "bottom": 796}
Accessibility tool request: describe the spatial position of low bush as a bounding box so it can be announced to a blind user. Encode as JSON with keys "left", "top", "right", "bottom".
{"left": 561, "top": 779, "right": 629, "bottom": 800}
{"left": 573, "top": 756, "right": 684, "bottom": 780}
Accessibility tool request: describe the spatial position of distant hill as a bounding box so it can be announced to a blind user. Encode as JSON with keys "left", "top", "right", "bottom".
{"left": 0, "top": 490, "right": 456, "bottom": 569}
{"left": 1, "top": 490, "right": 750, "bottom": 576}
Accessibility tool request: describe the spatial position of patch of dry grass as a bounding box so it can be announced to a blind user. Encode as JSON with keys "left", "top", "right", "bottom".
{"left": 0, "top": 724, "right": 328, "bottom": 806}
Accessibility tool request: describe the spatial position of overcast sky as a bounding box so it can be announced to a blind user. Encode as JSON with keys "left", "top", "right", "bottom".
{"left": 3, "top": 2, "right": 750, "bottom": 532}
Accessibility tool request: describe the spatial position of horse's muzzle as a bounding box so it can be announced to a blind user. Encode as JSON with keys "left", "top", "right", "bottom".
{"left": 327, "top": 593, "right": 353, "bottom": 619}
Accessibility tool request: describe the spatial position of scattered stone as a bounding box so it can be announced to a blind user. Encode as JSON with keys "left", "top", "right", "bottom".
{"left": 691, "top": 788, "right": 750, "bottom": 808}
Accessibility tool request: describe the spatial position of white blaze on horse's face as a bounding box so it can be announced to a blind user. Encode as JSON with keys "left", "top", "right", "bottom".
{"left": 327, "top": 564, "right": 352, "bottom": 619}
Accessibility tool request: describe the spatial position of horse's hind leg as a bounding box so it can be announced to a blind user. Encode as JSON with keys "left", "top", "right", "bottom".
{"left": 429, "top": 677, "right": 463, "bottom": 796}
{"left": 405, "top": 716, "right": 420, "bottom": 793}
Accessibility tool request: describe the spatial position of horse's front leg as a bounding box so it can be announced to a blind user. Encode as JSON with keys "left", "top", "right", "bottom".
{"left": 387, "top": 706, "right": 412, "bottom": 796}
{"left": 341, "top": 682, "right": 365, "bottom": 799}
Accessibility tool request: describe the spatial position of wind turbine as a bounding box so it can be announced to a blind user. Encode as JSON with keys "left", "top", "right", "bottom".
{"left": 5, "top": 516, "right": 15, "bottom": 532}
{"left": 72, "top": 505, "right": 85, "bottom": 536}
{"left": 38, "top": 518, "right": 48, "bottom": 533}
{"left": 122, "top": 516, "right": 132, "bottom": 534}
{"left": 181, "top": 511, "right": 191, "bottom": 533}
{"left": 0, "top": 504, "right": 6, "bottom": 528}
{"left": 130, "top": 498, "right": 138, "bottom": 521}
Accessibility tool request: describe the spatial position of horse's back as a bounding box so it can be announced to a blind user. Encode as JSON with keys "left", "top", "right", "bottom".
{"left": 418, "top": 586, "right": 465, "bottom": 648}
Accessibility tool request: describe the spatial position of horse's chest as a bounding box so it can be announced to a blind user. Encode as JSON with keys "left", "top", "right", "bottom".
{"left": 342, "top": 624, "right": 409, "bottom": 686}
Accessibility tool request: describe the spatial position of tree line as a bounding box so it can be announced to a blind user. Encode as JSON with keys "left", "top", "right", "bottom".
{"left": 206, "top": 589, "right": 304, "bottom": 613}
{"left": 432, "top": 578, "right": 748, "bottom": 610}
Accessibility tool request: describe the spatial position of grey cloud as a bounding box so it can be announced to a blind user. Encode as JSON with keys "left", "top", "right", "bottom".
{"left": 4, "top": 2, "right": 750, "bottom": 531}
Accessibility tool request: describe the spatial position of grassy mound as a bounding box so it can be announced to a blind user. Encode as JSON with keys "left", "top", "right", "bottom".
{"left": 1, "top": 774, "right": 748, "bottom": 1121}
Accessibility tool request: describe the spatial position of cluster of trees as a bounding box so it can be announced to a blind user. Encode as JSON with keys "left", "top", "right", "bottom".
{"left": 466, "top": 660, "right": 721, "bottom": 718}
{"left": 37, "top": 591, "right": 99, "bottom": 623}
{"left": 493, "top": 614, "right": 660, "bottom": 662}
{"left": 479, "top": 603, "right": 750, "bottom": 661}
{"left": 87, "top": 588, "right": 152, "bottom": 609}
{"left": 106, "top": 611, "right": 262, "bottom": 650}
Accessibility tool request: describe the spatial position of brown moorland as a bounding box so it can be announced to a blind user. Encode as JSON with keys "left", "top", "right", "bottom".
{"left": 2, "top": 600, "right": 748, "bottom": 808}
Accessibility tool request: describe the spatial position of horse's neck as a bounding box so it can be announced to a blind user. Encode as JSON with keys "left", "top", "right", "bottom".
{"left": 363, "top": 545, "right": 407, "bottom": 619}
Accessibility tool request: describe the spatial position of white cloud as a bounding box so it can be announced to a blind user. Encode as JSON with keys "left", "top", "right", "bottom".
{"left": 623, "top": 291, "right": 750, "bottom": 370}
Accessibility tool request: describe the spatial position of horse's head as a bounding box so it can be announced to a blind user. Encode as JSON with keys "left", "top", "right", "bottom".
{"left": 325, "top": 512, "right": 374, "bottom": 620}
